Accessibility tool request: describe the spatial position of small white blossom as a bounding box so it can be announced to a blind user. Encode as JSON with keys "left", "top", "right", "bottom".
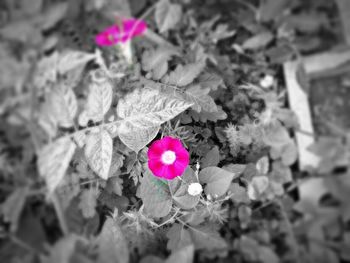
{"left": 259, "top": 74, "right": 274, "bottom": 89}
{"left": 187, "top": 182, "right": 203, "bottom": 196}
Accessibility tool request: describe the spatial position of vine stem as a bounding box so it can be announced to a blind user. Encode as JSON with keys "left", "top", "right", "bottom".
{"left": 51, "top": 191, "right": 69, "bottom": 236}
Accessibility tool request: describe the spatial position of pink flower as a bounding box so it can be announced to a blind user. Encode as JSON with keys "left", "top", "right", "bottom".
{"left": 95, "top": 18, "right": 147, "bottom": 46}
{"left": 147, "top": 136, "right": 190, "bottom": 180}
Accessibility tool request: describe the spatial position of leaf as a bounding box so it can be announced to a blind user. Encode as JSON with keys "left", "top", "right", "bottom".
{"left": 222, "top": 164, "right": 246, "bottom": 176}
{"left": 169, "top": 167, "right": 200, "bottom": 209}
{"left": 47, "top": 82, "right": 78, "bottom": 128}
{"left": 97, "top": 217, "right": 129, "bottom": 263}
{"left": 185, "top": 85, "right": 218, "bottom": 113}
{"left": 247, "top": 176, "right": 269, "bottom": 200}
{"left": 167, "top": 63, "right": 204, "bottom": 87}
{"left": 78, "top": 188, "right": 98, "bottom": 218}
{"left": 57, "top": 50, "right": 96, "bottom": 75}
{"left": 118, "top": 88, "right": 192, "bottom": 128}
{"left": 229, "top": 183, "right": 249, "bottom": 204}
{"left": 43, "top": 235, "right": 79, "bottom": 263}
{"left": 259, "top": 0, "right": 289, "bottom": 22}
{"left": 142, "top": 47, "right": 178, "bottom": 72}
{"left": 263, "top": 121, "right": 290, "bottom": 148}
{"left": 242, "top": 31, "right": 274, "bottom": 50}
{"left": 198, "top": 72, "right": 223, "bottom": 91}
{"left": 201, "top": 146, "right": 220, "bottom": 168}
{"left": 85, "top": 129, "right": 113, "bottom": 180}
{"left": 271, "top": 161, "right": 292, "bottom": 184}
{"left": 155, "top": 0, "right": 182, "bottom": 33}
{"left": 41, "top": 3, "right": 68, "bottom": 30}
{"left": 0, "top": 187, "right": 29, "bottom": 232}
{"left": 118, "top": 125, "right": 159, "bottom": 152}
{"left": 166, "top": 245, "right": 194, "bottom": 263}
{"left": 85, "top": 80, "right": 113, "bottom": 122}
{"left": 166, "top": 223, "right": 193, "bottom": 252}
{"left": 38, "top": 137, "right": 76, "bottom": 194}
{"left": 0, "top": 21, "right": 39, "bottom": 43}
{"left": 199, "top": 167, "right": 236, "bottom": 197}
{"left": 188, "top": 225, "right": 227, "bottom": 251}
{"left": 139, "top": 168, "right": 172, "bottom": 218}
{"left": 117, "top": 88, "right": 191, "bottom": 151}
{"left": 256, "top": 156, "right": 269, "bottom": 174}
{"left": 281, "top": 140, "right": 298, "bottom": 166}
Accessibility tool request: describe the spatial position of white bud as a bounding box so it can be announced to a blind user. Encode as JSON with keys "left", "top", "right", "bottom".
{"left": 260, "top": 75, "right": 274, "bottom": 89}
{"left": 187, "top": 183, "right": 203, "bottom": 196}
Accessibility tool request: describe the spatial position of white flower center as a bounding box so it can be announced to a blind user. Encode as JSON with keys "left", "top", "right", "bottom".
{"left": 187, "top": 183, "right": 203, "bottom": 196}
{"left": 161, "top": 150, "right": 176, "bottom": 165}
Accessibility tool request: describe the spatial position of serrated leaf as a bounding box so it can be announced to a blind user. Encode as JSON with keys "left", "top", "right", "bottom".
{"left": 185, "top": 85, "right": 218, "bottom": 113}
{"left": 117, "top": 89, "right": 191, "bottom": 152}
{"left": 85, "top": 130, "right": 113, "bottom": 180}
{"left": 47, "top": 82, "right": 78, "bottom": 128}
{"left": 188, "top": 225, "right": 227, "bottom": 251}
{"left": 155, "top": 0, "right": 182, "bottom": 33}
{"left": 167, "top": 223, "right": 193, "bottom": 252}
{"left": 118, "top": 124, "right": 159, "bottom": 152}
{"left": 1, "top": 187, "right": 29, "bottom": 232}
{"left": 78, "top": 188, "right": 98, "bottom": 218}
{"left": 86, "top": 80, "right": 113, "bottom": 122}
{"left": 199, "top": 167, "right": 236, "bottom": 197}
{"left": 139, "top": 168, "right": 172, "bottom": 218}
{"left": 58, "top": 50, "right": 96, "bottom": 75}
{"left": 166, "top": 245, "right": 194, "bottom": 263}
{"left": 117, "top": 88, "right": 192, "bottom": 128}
{"left": 97, "top": 217, "right": 129, "bottom": 263}
{"left": 38, "top": 137, "right": 76, "bottom": 194}
{"left": 167, "top": 63, "right": 204, "bottom": 87}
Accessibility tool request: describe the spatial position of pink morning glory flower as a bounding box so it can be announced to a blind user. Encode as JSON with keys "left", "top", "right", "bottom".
{"left": 147, "top": 136, "right": 190, "bottom": 180}
{"left": 95, "top": 18, "right": 147, "bottom": 46}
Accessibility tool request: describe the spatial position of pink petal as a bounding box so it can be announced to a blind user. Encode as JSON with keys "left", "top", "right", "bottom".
{"left": 162, "top": 164, "right": 179, "bottom": 180}
{"left": 123, "top": 19, "right": 147, "bottom": 38}
{"left": 95, "top": 19, "right": 147, "bottom": 46}
{"left": 176, "top": 147, "right": 189, "bottom": 163}
{"left": 160, "top": 136, "right": 173, "bottom": 149}
{"left": 148, "top": 140, "right": 165, "bottom": 160}
{"left": 167, "top": 137, "right": 184, "bottom": 152}
{"left": 148, "top": 159, "right": 166, "bottom": 178}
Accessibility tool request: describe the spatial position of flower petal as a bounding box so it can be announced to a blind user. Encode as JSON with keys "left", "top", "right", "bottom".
{"left": 148, "top": 140, "right": 165, "bottom": 160}
{"left": 176, "top": 147, "right": 190, "bottom": 163}
{"left": 163, "top": 164, "right": 179, "bottom": 180}
{"left": 148, "top": 159, "right": 165, "bottom": 178}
